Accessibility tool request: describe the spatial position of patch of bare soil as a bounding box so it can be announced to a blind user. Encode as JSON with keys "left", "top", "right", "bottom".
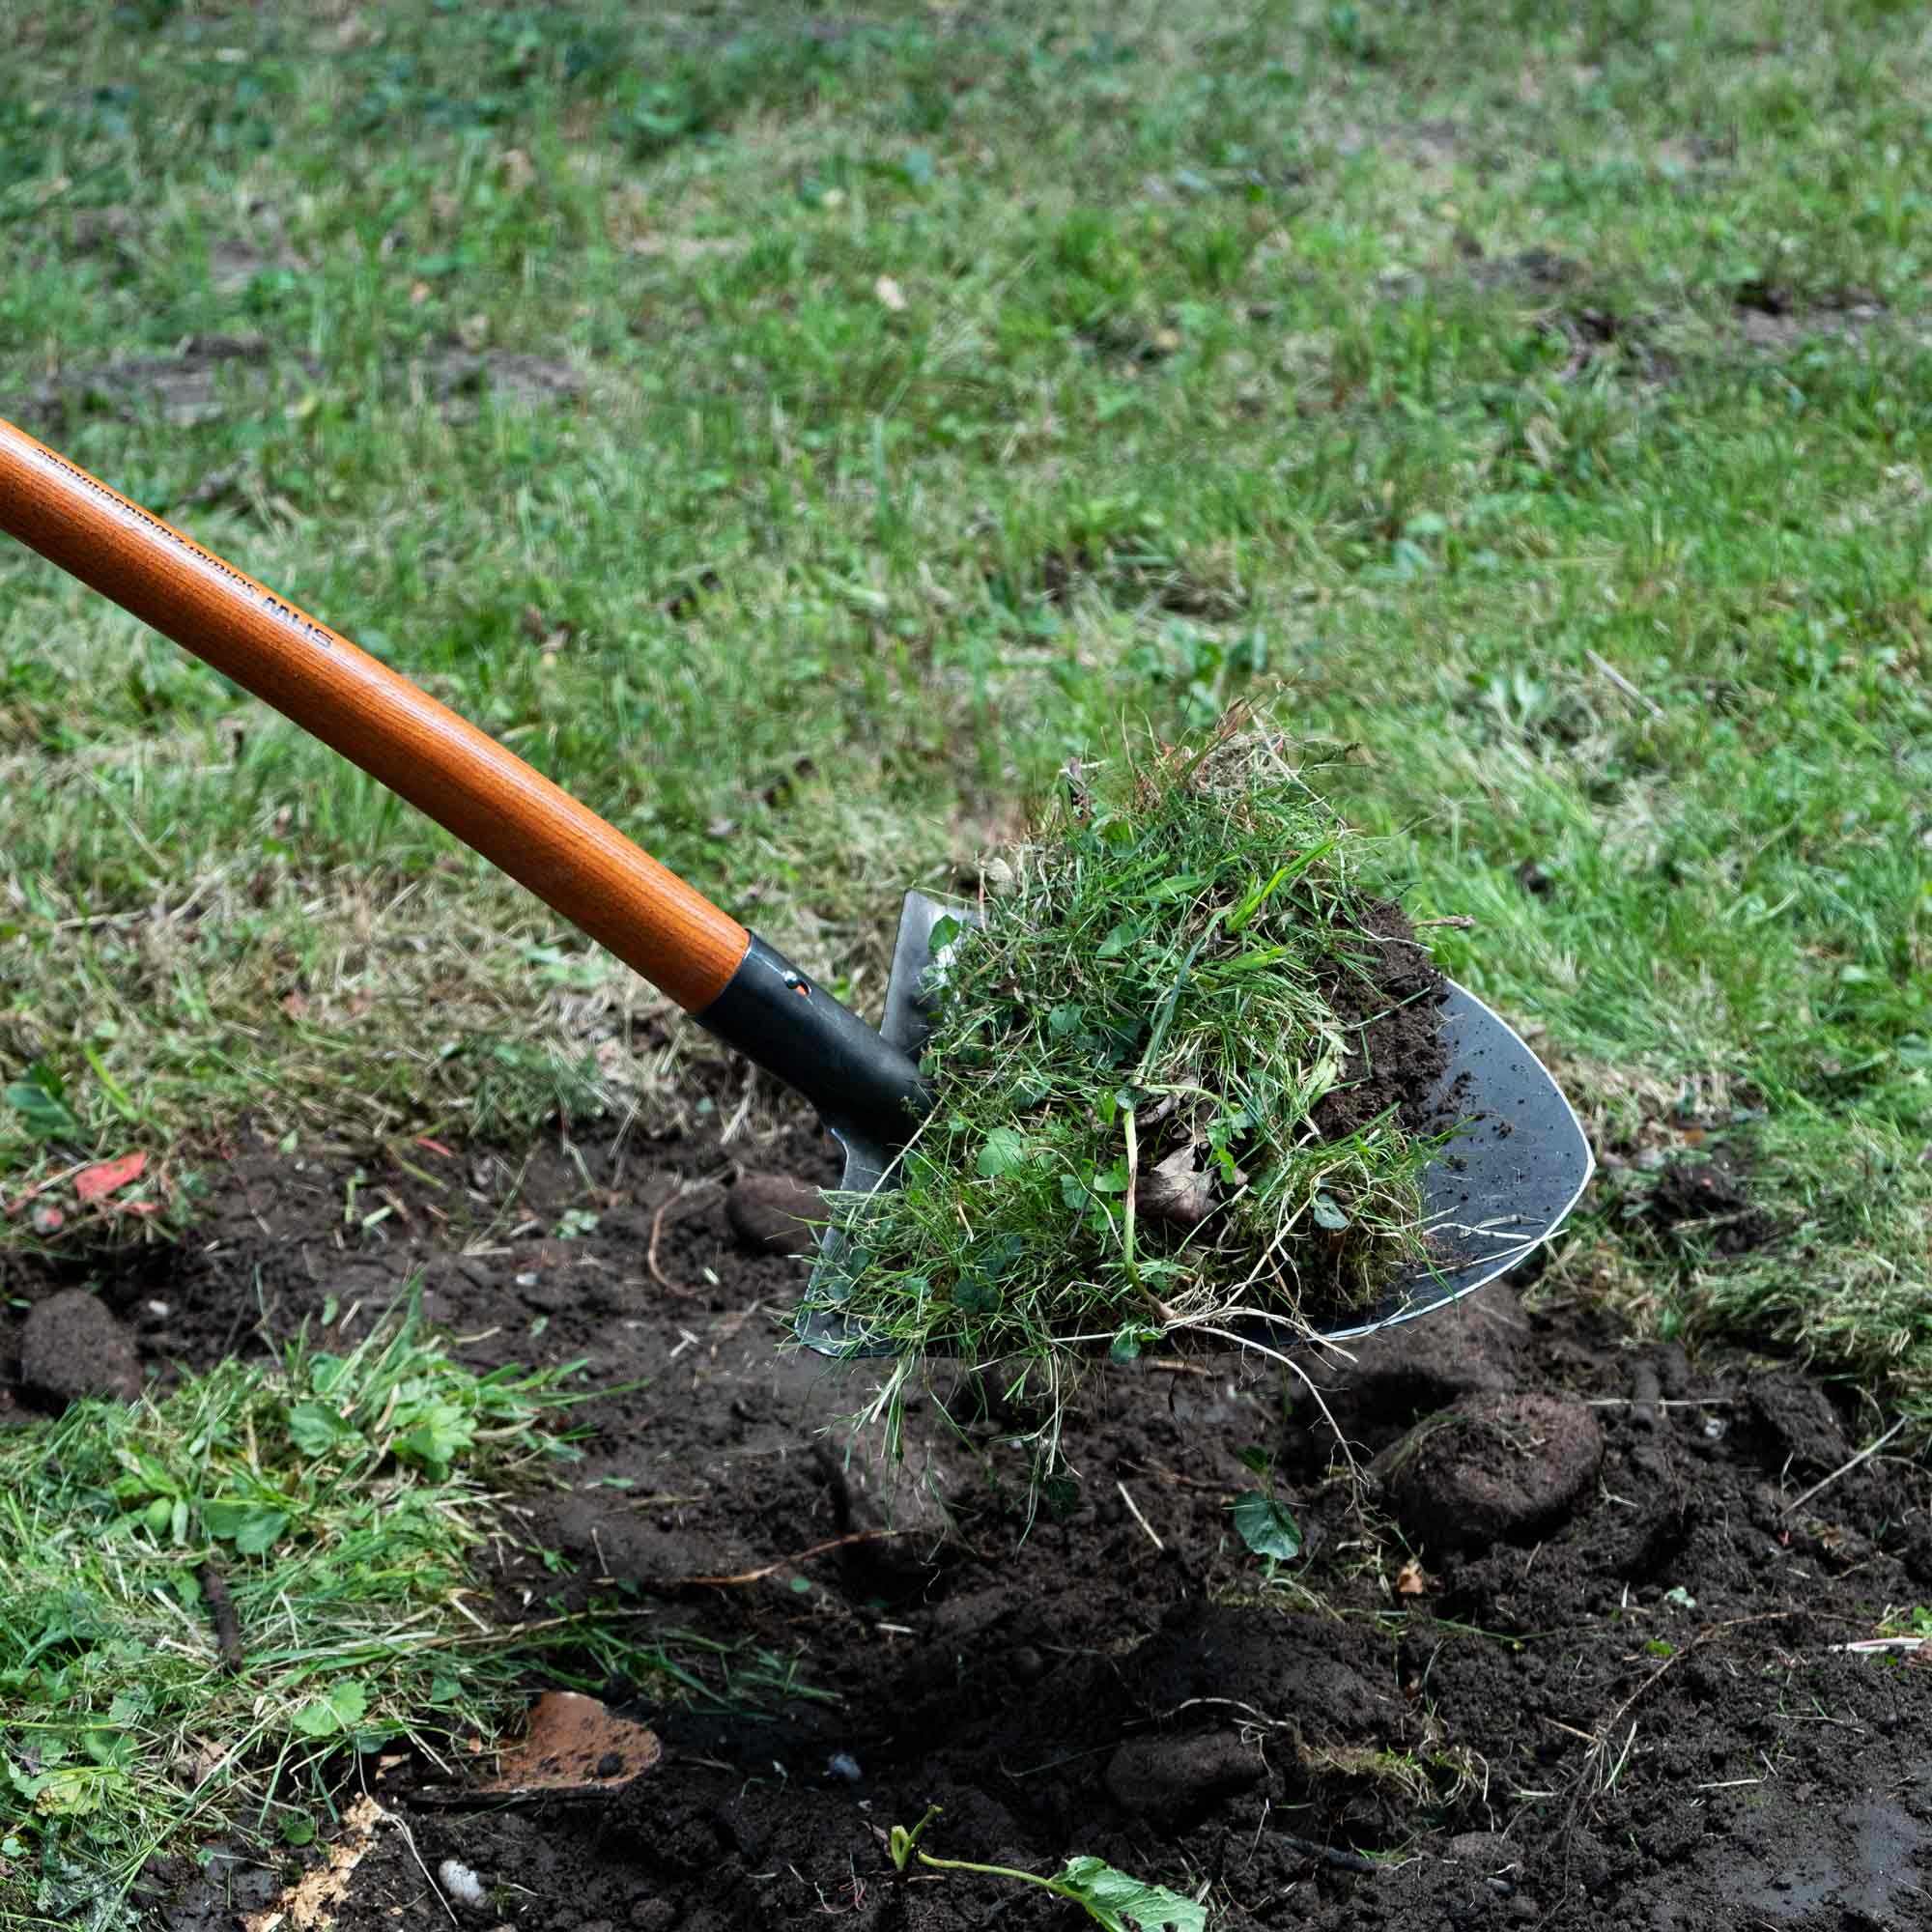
{"left": 1728, "top": 281, "right": 1890, "bottom": 352}
{"left": 1646, "top": 1147, "right": 1781, "bottom": 1256}
{"left": 418, "top": 349, "right": 584, "bottom": 415}
{"left": 4, "top": 1120, "right": 1928, "bottom": 1932}
{"left": 1425, "top": 248, "right": 1918, "bottom": 388}
{"left": 14, "top": 340, "right": 581, "bottom": 435}
{"left": 17, "top": 334, "right": 313, "bottom": 430}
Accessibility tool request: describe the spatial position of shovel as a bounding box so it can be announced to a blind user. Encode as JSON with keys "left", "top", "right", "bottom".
{"left": 0, "top": 417, "right": 1591, "bottom": 1349}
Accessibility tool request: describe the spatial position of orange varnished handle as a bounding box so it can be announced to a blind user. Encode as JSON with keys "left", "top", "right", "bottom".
{"left": 0, "top": 417, "right": 750, "bottom": 1014}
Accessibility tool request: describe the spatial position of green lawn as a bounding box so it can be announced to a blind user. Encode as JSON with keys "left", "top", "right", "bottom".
{"left": 3, "top": 1, "right": 1927, "bottom": 1402}
{"left": 4, "top": 2, "right": 1931, "bottom": 1923}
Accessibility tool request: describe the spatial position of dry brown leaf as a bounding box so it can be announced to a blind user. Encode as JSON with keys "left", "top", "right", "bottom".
{"left": 1139, "top": 1144, "right": 1215, "bottom": 1226}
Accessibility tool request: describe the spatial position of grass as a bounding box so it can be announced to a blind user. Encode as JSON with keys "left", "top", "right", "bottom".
{"left": 0, "top": 10, "right": 1926, "bottom": 1387}
{"left": 1666, "top": 1114, "right": 1932, "bottom": 1416}
{"left": 0, "top": 1300, "right": 815, "bottom": 1931}
{"left": 1, "top": 0, "right": 1928, "bottom": 1913}
{"left": 826, "top": 720, "right": 1447, "bottom": 1467}
{"left": 3, "top": 7, "right": 1917, "bottom": 1167}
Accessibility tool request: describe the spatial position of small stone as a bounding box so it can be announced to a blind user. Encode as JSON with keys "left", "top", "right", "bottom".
{"left": 20, "top": 1290, "right": 142, "bottom": 1407}
{"left": 629, "top": 1903, "right": 676, "bottom": 1932}
{"left": 725, "top": 1173, "right": 823, "bottom": 1255}
{"left": 824, "top": 1751, "right": 863, "bottom": 1782}
{"left": 1009, "top": 1645, "right": 1046, "bottom": 1685}
{"left": 1104, "top": 1730, "right": 1264, "bottom": 1826}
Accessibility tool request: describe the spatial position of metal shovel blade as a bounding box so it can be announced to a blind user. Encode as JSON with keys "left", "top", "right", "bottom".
{"left": 1275, "top": 981, "right": 1595, "bottom": 1343}
{"left": 800, "top": 892, "right": 1593, "bottom": 1355}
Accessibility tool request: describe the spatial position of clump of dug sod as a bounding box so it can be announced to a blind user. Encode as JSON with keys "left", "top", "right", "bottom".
{"left": 830, "top": 729, "right": 1454, "bottom": 1432}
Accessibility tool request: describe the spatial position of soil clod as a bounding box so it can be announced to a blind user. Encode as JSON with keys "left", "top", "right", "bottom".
{"left": 1747, "top": 1371, "right": 1850, "bottom": 1476}
{"left": 1103, "top": 1729, "right": 1265, "bottom": 1824}
{"left": 725, "top": 1172, "right": 822, "bottom": 1255}
{"left": 1128, "top": 1602, "right": 1387, "bottom": 1739}
{"left": 1305, "top": 898, "right": 1449, "bottom": 1143}
{"left": 1377, "top": 1391, "right": 1603, "bottom": 1554}
{"left": 19, "top": 1287, "right": 142, "bottom": 1407}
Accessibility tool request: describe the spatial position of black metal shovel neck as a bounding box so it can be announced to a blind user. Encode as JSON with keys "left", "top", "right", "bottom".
{"left": 695, "top": 934, "right": 933, "bottom": 1148}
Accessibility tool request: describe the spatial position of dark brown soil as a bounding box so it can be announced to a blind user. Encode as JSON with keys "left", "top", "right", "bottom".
{"left": 4, "top": 1119, "right": 1928, "bottom": 1932}
{"left": 1647, "top": 1149, "right": 1780, "bottom": 1255}
{"left": 1307, "top": 898, "right": 1450, "bottom": 1145}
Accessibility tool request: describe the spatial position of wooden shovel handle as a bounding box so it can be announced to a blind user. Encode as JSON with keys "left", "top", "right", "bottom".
{"left": 0, "top": 418, "right": 750, "bottom": 1013}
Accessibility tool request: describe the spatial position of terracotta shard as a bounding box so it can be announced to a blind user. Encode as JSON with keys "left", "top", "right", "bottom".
{"left": 474, "top": 1691, "right": 664, "bottom": 1796}
{"left": 76, "top": 1150, "right": 148, "bottom": 1202}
